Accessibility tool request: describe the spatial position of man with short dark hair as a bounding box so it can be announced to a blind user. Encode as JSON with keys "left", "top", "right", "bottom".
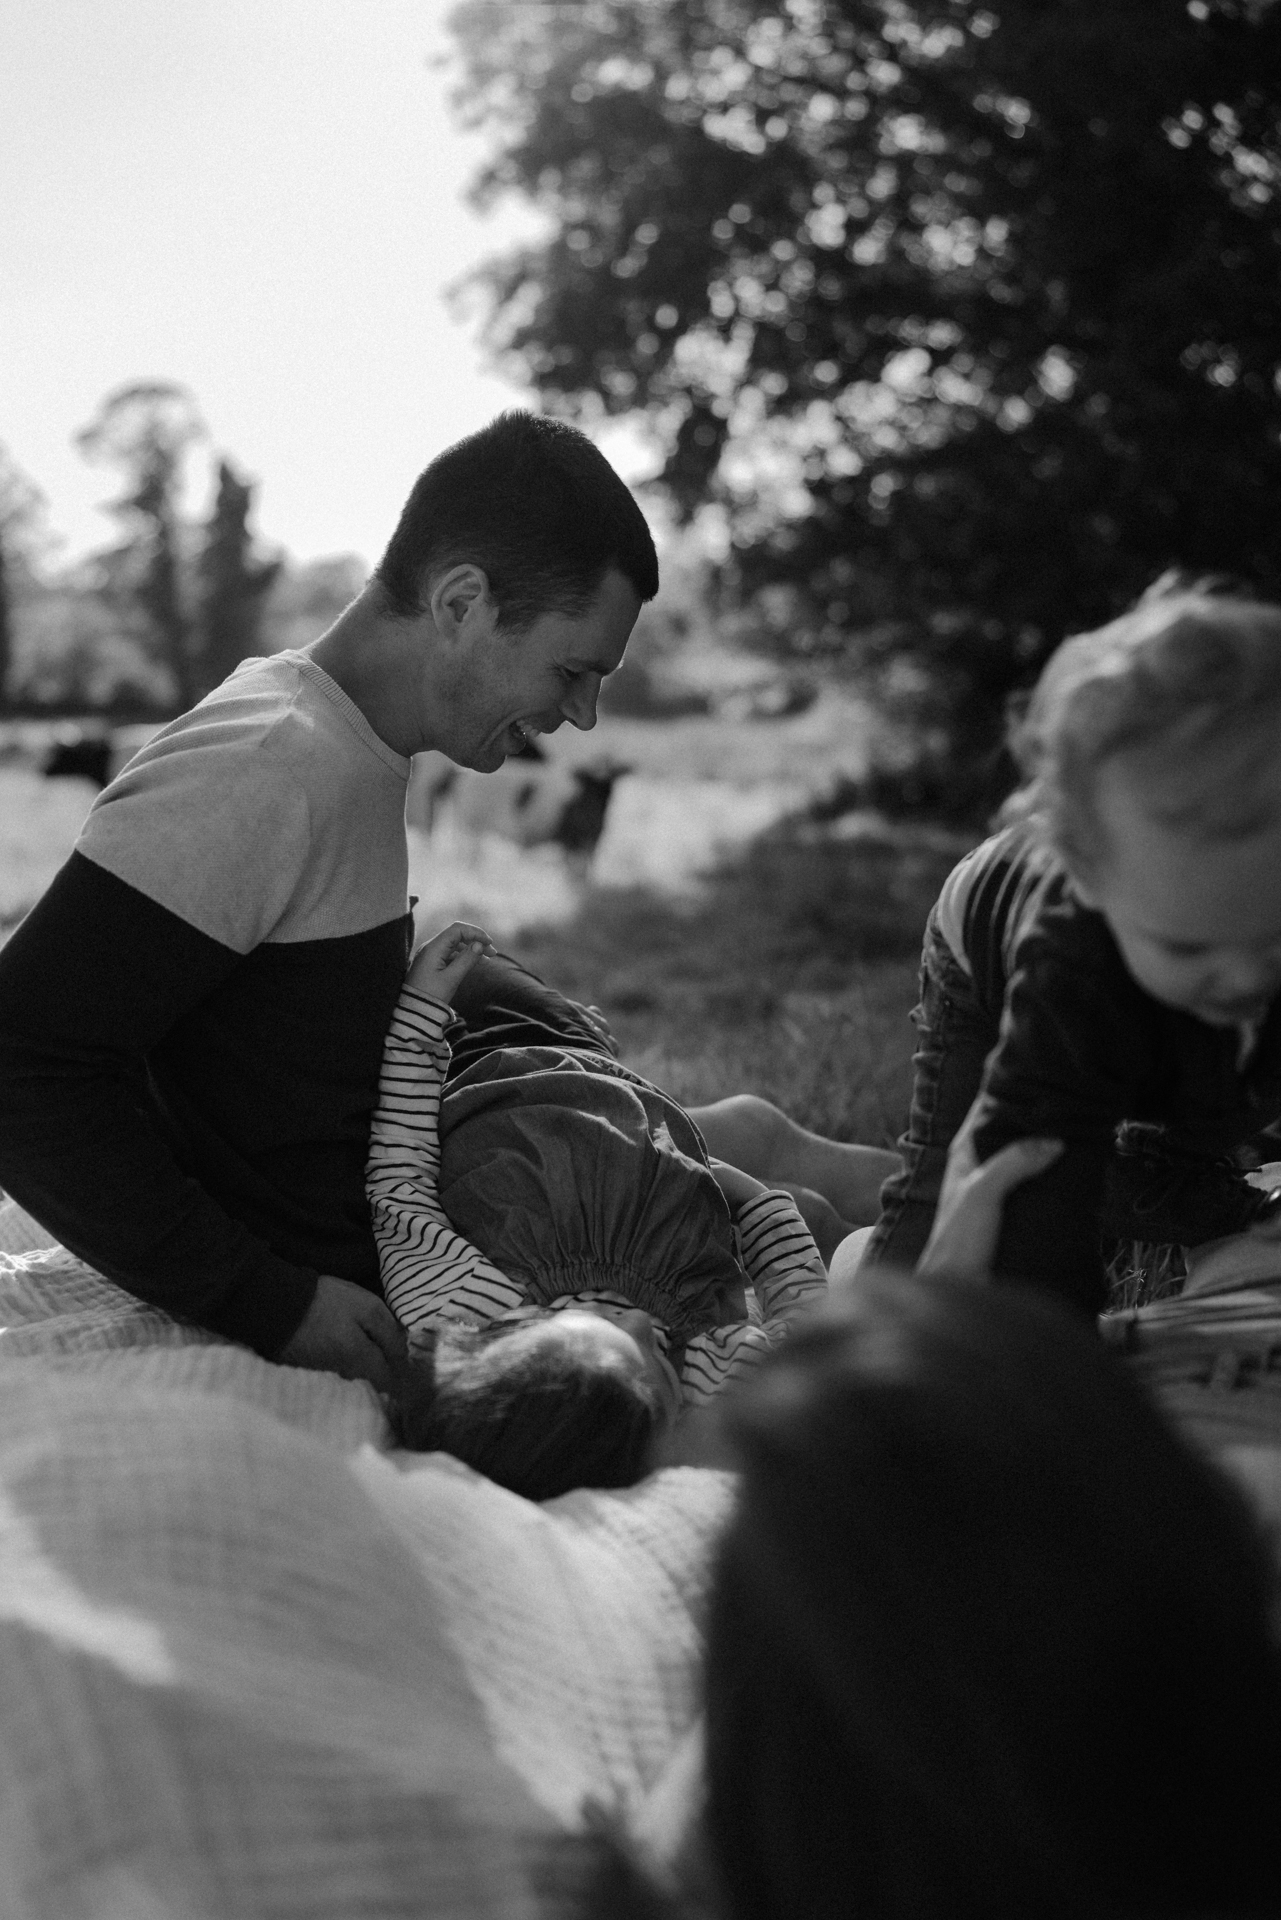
{"left": 0, "top": 413, "right": 656, "bottom": 1389}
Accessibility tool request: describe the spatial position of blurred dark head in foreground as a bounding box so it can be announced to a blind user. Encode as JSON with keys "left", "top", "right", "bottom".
{"left": 705, "top": 1269, "right": 1281, "bottom": 1920}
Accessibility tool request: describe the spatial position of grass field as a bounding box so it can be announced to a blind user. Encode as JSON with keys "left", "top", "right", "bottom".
{"left": 501, "top": 690, "right": 967, "bottom": 1150}
{"left": 512, "top": 819, "right": 962, "bottom": 1151}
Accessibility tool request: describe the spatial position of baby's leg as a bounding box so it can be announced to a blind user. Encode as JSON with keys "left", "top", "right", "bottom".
{"left": 771, "top": 1180, "right": 865, "bottom": 1263}
{"left": 687, "top": 1093, "right": 900, "bottom": 1226}
{"left": 828, "top": 1224, "right": 875, "bottom": 1287}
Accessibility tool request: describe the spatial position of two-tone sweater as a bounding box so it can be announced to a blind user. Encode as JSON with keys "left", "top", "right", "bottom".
{"left": 0, "top": 652, "right": 413, "bottom": 1356}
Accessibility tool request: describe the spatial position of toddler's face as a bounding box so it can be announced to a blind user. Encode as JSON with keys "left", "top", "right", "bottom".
{"left": 1079, "top": 759, "right": 1281, "bottom": 1029}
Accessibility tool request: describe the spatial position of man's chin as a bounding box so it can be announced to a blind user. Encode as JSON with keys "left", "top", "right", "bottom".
{"left": 471, "top": 736, "right": 511, "bottom": 771}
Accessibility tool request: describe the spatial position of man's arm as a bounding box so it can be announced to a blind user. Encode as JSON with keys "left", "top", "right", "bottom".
{"left": 0, "top": 852, "right": 318, "bottom": 1356}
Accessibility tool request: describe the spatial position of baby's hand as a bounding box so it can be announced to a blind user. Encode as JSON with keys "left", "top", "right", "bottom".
{"left": 407, "top": 921, "right": 496, "bottom": 1004}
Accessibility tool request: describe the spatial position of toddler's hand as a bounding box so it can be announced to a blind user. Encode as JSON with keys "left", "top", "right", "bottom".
{"left": 918, "top": 1097, "right": 1062, "bottom": 1279}
{"left": 407, "top": 921, "right": 496, "bottom": 1004}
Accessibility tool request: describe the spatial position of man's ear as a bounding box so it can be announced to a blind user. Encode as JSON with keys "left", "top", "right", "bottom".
{"left": 428, "top": 563, "right": 493, "bottom": 644}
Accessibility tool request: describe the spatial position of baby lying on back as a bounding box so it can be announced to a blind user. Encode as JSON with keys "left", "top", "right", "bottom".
{"left": 369, "top": 925, "right": 828, "bottom": 1499}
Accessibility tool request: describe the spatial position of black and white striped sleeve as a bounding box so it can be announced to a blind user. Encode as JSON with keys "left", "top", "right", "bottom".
{"left": 678, "top": 1190, "right": 828, "bottom": 1407}
{"left": 736, "top": 1190, "right": 828, "bottom": 1323}
{"left": 366, "top": 987, "right": 524, "bottom": 1331}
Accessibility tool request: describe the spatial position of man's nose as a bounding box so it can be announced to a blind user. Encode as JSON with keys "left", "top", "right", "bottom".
{"left": 561, "top": 674, "right": 601, "bottom": 731}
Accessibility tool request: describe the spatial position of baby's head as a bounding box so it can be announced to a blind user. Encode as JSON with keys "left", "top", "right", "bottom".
{"left": 393, "top": 1302, "right": 681, "bottom": 1500}
{"left": 1011, "top": 577, "right": 1281, "bottom": 1026}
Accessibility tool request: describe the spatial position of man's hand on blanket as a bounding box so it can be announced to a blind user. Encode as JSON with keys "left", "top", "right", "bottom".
{"left": 918, "top": 1100, "right": 1063, "bottom": 1280}
{"left": 278, "top": 1274, "right": 407, "bottom": 1392}
{"left": 407, "top": 920, "right": 497, "bottom": 1005}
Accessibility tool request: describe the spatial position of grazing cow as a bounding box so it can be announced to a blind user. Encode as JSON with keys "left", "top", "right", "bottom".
{"left": 42, "top": 731, "right": 114, "bottom": 788}
{"left": 550, "top": 762, "right": 631, "bottom": 856}
{"left": 408, "top": 746, "right": 631, "bottom": 863}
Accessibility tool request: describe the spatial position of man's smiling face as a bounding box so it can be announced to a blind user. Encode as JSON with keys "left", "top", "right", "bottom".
{"left": 453, "top": 567, "right": 640, "bottom": 771}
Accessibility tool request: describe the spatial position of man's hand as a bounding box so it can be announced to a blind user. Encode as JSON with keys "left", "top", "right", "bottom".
{"left": 918, "top": 1099, "right": 1063, "bottom": 1280}
{"left": 406, "top": 921, "right": 496, "bottom": 1005}
{"left": 278, "top": 1274, "right": 407, "bottom": 1393}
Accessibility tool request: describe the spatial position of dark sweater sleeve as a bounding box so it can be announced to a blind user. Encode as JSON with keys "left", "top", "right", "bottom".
{"left": 970, "top": 917, "right": 1150, "bottom": 1315}
{"left": 0, "top": 851, "right": 318, "bottom": 1356}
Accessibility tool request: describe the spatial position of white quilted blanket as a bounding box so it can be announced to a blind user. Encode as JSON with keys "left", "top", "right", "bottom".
{"left": 0, "top": 1233, "right": 735, "bottom": 1918}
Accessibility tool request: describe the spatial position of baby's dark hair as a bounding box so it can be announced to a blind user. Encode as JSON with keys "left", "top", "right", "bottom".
{"left": 392, "top": 1319, "right": 660, "bottom": 1502}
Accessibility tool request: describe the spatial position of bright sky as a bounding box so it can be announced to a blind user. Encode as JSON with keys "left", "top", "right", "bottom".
{"left": 0, "top": 0, "right": 593, "bottom": 568}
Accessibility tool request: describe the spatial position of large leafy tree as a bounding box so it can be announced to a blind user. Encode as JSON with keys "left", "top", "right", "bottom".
{"left": 451, "top": 0, "right": 1281, "bottom": 778}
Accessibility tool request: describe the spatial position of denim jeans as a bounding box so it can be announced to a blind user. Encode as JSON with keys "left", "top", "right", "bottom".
{"left": 862, "top": 916, "right": 1268, "bottom": 1285}
{"left": 862, "top": 914, "right": 999, "bottom": 1272}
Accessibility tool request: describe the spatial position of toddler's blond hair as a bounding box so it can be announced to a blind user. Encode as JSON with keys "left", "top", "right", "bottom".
{"left": 1008, "top": 575, "right": 1281, "bottom": 882}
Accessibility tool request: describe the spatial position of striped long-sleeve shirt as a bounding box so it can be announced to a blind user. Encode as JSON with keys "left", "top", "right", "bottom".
{"left": 367, "top": 988, "right": 828, "bottom": 1406}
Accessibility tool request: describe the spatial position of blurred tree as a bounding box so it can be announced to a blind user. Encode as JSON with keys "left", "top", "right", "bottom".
{"left": 258, "top": 554, "right": 368, "bottom": 653}
{"left": 451, "top": 0, "right": 1281, "bottom": 809}
{"left": 13, "top": 577, "right": 176, "bottom": 715}
{"left": 76, "top": 382, "right": 206, "bottom": 711}
{"left": 195, "top": 459, "right": 282, "bottom": 697}
{"left": 0, "top": 446, "right": 48, "bottom": 714}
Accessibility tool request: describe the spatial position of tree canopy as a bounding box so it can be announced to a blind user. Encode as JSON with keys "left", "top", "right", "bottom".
{"left": 451, "top": 0, "right": 1281, "bottom": 671}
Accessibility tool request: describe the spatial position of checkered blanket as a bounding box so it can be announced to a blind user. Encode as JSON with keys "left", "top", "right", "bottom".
{"left": 0, "top": 1228, "right": 735, "bottom": 1918}
{"left": 1101, "top": 1244, "right": 1281, "bottom": 1536}
{"left": 6, "top": 1194, "right": 1279, "bottom": 1918}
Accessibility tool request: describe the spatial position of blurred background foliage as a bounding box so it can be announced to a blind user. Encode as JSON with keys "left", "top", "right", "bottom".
{"left": 3, "top": 0, "right": 1276, "bottom": 1150}
{"left": 451, "top": 0, "right": 1281, "bottom": 819}
{"left": 2, "top": 0, "right": 1277, "bottom": 827}
{"left": 0, "top": 389, "right": 363, "bottom": 722}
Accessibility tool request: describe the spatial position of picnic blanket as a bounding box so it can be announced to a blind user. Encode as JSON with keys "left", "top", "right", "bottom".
{"left": 1100, "top": 1238, "right": 1281, "bottom": 1536}
{"left": 0, "top": 1226, "right": 736, "bottom": 1919}
{"left": 5, "top": 1195, "right": 1281, "bottom": 1917}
